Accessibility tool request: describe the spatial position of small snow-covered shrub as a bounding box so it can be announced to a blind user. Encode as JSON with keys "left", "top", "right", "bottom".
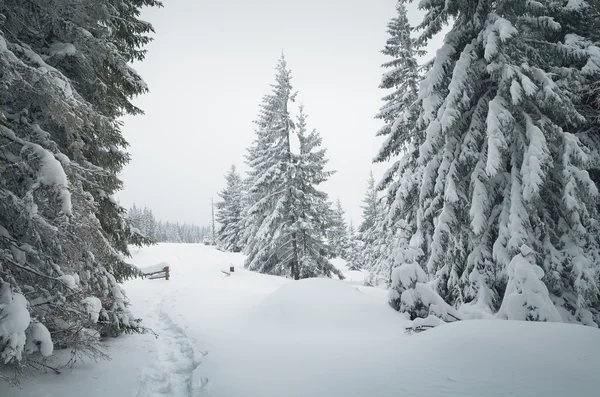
{"left": 498, "top": 245, "right": 562, "bottom": 323}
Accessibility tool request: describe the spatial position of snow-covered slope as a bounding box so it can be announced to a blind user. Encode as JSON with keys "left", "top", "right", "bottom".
{"left": 2, "top": 243, "right": 599, "bottom": 397}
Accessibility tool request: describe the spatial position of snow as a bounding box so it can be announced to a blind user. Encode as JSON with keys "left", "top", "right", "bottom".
{"left": 252, "top": 278, "right": 405, "bottom": 339}
{"left": 24, "top": 322, "right": 53, "bottom": 356}
{"left": 2, "top": 243, "right": 600, "bottom": 396}
{"left": 137, "top": 261, "right": 170, "bottom": 274}
{"left": 329, "top": 257, "right": 365, "bottom": 285}
{"left": 82, "top": 297, "right": 103, "bottom": 323}
{"left": 58, "top": 274, "right": 78, "bottom": 289}
{"left": 0, "top": 282, "right": 31, "bottom": 364}
{"left": 499, "top": 249, "right": 563, "bottom": 322}
{"left": 393, "top": 260, "right": 427, "bottom": 289}
{"left": 26, "top": 140, "right": 72, "bottom": 215}
{"left": 486, "top": 96, "right": 512, "bottom": 176}
{"left": 48, "top": 42, "right": 77, "bottom": 57}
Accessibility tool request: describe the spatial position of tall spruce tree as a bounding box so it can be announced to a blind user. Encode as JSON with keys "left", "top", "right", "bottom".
{"left": 372, "top": 1, "right": 427, "bottom": 289}
{"left": 243, "top": 55, "right": 297, "bottom": 277}
{"left": 0, "top": 0, "right": 158, "bottom": 371}
{"left": 383, "top": 0, "right": 600, "bottom": 325}
{"left": 293, "top": 107, "right": 343, "bottom": 279}
{"left": 244, "top": 57, "right": 341, "bottom": 280}
{"left": 216, "top": 165, "right": 245, "bottom": 252}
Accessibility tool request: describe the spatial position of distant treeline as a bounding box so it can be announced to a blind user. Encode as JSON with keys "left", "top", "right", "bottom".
{"left": 128, "top": 204, "right": 211, "bottom": 244}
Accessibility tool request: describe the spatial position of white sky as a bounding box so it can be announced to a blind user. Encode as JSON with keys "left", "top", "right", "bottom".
{"left": 118, "top": 0, "right": 442, "bottom": 227}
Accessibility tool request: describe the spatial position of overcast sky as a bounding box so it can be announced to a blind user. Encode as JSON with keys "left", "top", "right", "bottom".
{"left": 118, "top": 0, "right": 441, "bottom": 227}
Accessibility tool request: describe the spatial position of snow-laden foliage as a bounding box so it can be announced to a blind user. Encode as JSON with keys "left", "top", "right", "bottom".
{"left": 244, "top": 57, "right": 342, "bottom": 280}
{"left": 0, "top": 0, "right": 159, "bottom": 373}
{"left": 378, "top": 0, "right": 600, "bottom": 326}
{"left": 389, "top": 248, "right": 462, "bottom": 322}
{"left": 498, "top": 245, "right": 563, "bottom": 322}
{"left": 216, "top": 165, "right": 245, "bottom": 252}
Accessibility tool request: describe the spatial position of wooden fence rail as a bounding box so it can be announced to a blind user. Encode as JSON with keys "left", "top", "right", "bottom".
{"left": 142, "top": 266, "right": 170, "bottom": 280}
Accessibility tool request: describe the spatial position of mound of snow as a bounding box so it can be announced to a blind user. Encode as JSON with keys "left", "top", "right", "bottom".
{"left": 395, "top": 320, "right": 600, "bottom": 397}
{"left": 251, "top": 278, "right": 406, "bottom": 339}
{"left": 0, "top": 282, "right": 30, "bottom": 363}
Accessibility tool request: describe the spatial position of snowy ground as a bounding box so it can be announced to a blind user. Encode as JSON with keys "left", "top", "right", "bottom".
{"left": 3, "top": 243, "right": 600, "bottom": 396}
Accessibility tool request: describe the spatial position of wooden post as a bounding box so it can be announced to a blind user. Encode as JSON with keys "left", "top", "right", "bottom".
{"left": 164, "top": 266, "right": 170, "bottom": 281}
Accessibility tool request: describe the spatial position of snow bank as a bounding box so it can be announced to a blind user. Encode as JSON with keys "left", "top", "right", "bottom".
{"left": 4, "top": 244, "right": 600, "bottom": 397}
{"left": 252, "top": 278, "right": 406, "bottom": 339}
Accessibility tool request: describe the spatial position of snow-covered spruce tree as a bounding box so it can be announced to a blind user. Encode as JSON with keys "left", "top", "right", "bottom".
{"left": 346, "top": 221, "right": 365, "bottom": 271}
{"left": 243, "top": 57, "right": 342, "bottom": 280}
{"left": 374, "top": 1, "right": 423, "bottom": 168}
{"left": 393, "top": 0, "right": 600, "bottom": 324}
{"left": 327, "top": 199, "right": 351, "bottom": 259}
{"left": 369, "top": 1, "right": 423, "bottom": 283}
{"left": 243, "top": 55, "right": 297, "bottom": 277}
{"left": 366, "top": 204, "right": 401, "bottom": 287}
{"left": 0, "top": 0, "right": 158, "bottom": 372}
{"left": 216, "top": 165, "right": 245, "bottom": 252}
{"left": 389, "top": 241, "right": 462, "bottom": 323}
{"left": 356, "top": 172, "right": 388, "bottom": 275}
{"left": 293, "top": 107, "right": 344, "bottom": 279}
{"left": 372, "top": 0, "right": 430, "bottom": 305}
{"left": 358, "top": 171, "right": 379, "bottom": 236}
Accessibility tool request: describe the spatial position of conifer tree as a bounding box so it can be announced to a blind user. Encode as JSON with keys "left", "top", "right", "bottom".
{"left": 0, "top": 0, "right": 159, "bottom": 369}
{"left": 293, "top": 107, "right": 343, "bottom": 279}
{"left": 356, "top": 172, "right": 385, "bottom": 271}
{"left": 216, "top": 165, "right": 245, "bottom": 252}
{"left": 327, "top": 199, "right": 351, "bottom": 259}
{"left": 381, "top": 0, "right": 600, "bottom": 325}
{"left": 366, "top": 202, "right": 398, "bottom": 286}
{"left": 244, "top": 57, "right": 341, "bottom": 280}
{"left": 370, "top": 1, "right": 425, "bottom": 287}
{"left": 358, "top": 172, "right": 379, "bottom": 235}
{"left": 346, "top": 221, "right": 365, "bottom": 271}
{"left": 243, "top": 55, "right": 298, "bottom": 277}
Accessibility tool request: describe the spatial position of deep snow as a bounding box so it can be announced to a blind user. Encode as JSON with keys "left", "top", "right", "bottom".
{"left": 2, "top": 243, "right": 600, "bottom": 396}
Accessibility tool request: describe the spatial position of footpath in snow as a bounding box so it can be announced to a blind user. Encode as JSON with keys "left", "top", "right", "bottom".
{"left": 2, "top": 243, "right": 600, "bottom": 397}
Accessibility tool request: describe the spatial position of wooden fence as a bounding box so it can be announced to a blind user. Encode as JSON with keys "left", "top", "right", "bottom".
{"left": 142, "top": 266, "right": 170, "bottom": 280}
